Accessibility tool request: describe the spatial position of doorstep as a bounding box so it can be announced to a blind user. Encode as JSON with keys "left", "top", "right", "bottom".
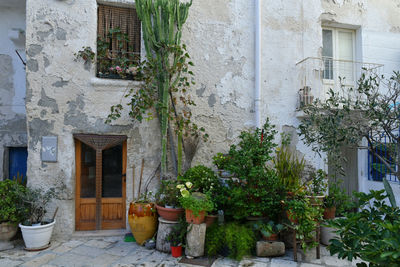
{"left": 72, "top": 229, "right": 126, "bottom": 238}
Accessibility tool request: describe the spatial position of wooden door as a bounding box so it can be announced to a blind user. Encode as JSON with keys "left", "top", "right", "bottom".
{"left": 74, "top": 134, "right": 127, "bottom": 231}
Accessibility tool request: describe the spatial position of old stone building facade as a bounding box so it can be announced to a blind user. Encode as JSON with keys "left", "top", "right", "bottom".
{"left": 16, "top": 0, "right": 400, "bottom": 236}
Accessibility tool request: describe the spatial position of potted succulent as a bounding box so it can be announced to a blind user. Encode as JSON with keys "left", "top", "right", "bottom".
{"left": 253, "top": 221, "right": 284, "bottom": 241}
{"left": 177, "top": 182, "right": 214, "bottom": 224}
{"left": 166, "top": 217, "right": 189, "bottom": 258}
{"left": 128, "top": 191, "right": 157, "bottom": 245}
{"left": 0, "top": 179, "right": 28, "bottom": 247}
{"left": 155, "top": 180, "right": 184, "bottom": 222}
{"left": 18, "top": 186, "right": 58, "bottom": 250}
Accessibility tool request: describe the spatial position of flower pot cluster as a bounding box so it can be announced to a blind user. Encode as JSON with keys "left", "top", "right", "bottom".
{"left": 0, "top": 179, "right": 61, "bottom": 251}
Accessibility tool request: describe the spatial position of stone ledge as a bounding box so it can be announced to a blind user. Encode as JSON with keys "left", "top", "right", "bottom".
{"left": 90, "top": 77, "right": 143, "bottom": 91}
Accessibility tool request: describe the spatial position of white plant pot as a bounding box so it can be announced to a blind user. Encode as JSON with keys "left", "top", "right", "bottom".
{"left": 19, "top": 220, "right": 56, "bottom": 249}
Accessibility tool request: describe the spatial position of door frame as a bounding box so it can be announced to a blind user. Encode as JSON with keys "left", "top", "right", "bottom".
{"left": 74, "top": 135, "right": 127, "bottom": 231}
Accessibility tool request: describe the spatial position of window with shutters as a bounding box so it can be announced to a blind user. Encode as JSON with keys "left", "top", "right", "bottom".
{"left": 97, "top": 4, "right": 142, "bottom": 80}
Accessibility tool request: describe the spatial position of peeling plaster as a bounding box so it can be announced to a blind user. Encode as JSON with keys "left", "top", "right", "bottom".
{"left": 38, "top": 88, "right": 59, "bottom": 114}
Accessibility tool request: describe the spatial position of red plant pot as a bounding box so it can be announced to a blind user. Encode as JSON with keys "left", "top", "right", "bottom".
{"left": 205, "top": 214, "right": 217, "bottom": 227}
{"left": 262, "top": 233, "right": 279, "bottom": 241}
{"left": 185, "top": 209, "right": 206, "bottom": 224}
{"left": 171, "top": 245, "right": 182, "bottom": 258}
{"left": 156, "top": 204, "right": 184, "bottom": 222}
{"left": 323, "top": 206, "right": 336, "bottom": 220}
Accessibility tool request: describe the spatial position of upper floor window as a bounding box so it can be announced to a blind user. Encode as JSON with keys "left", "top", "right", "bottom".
{"left": 322, "top": 28, "right": 355, "bottom": 83}
{"left": 97, "top": 4, "right": 141, "bottom": 80}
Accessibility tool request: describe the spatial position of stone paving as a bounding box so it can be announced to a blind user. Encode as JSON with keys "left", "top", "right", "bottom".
{"left": 0, "top": 235, "right": 361, "bottom": 267}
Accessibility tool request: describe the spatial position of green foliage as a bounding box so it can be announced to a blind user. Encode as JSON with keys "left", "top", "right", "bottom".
{"left": 156, "top": 180, "right": 180, "bottom": 207}
{"left": 18, "top": 186, "right": 59, "bottom": 225}
{"left": 179, "top": 165, "right": 219, "bottom": 194}
{"left": 0, "top": 179, "right": 28, "bottom": 224}
{"left": 285, "top": 195, "right": 323, "bottom": 251}
{"left": 179, "top": 192, "right": 214, "bottom": 216}
{"left": 383, "top": 178, "right": 397, "bottom": 208}
{"left": 225, "top": 119, "right": 277, "bottom": 178}
{"left": 166, "top": 216, "right": 190, "bottom": 246}
{"left": 299, "top": 72, "right": 400, "bottom": 180}
{"left": 205, "top": 222, "right": 256, "bottom": 260}
{"left": 327, "top": 189, "right": 400, "bottom": 266}
{"left": 220, "top": 119, "right": 285, "bottom": 220}
{"left": 273, "top": 134, "right": 305, "bottom": 192}
{"left": 324, "top": 180, "right": 351, "bottom": 215}
{"left": 212, "top": 153, "right": 230, "bottom": 170}
{"left": 305, "top": 169, "right": 327, "bottom": 196}
{"left": 253, "top": 220, "right": 284, "bottom": 238}
{"left": 75, "top": 46, "right": 95, "bottom": 63}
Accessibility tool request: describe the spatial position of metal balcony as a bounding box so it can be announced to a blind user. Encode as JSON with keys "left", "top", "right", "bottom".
{"left": 295, "top": 57, "right": 384, "bottom": 109}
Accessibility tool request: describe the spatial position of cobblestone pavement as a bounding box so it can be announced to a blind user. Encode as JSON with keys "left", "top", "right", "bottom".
{"left": 0, "top": 235, "right": 361, "bottom": 267}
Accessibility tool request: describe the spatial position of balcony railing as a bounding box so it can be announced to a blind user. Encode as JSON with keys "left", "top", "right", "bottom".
{"left": 296, "top": 57, "right": 384, "bottom": 108}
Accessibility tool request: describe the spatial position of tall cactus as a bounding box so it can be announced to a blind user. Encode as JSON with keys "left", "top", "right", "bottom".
{"left": 135, "top": 0, "right": 192, "bottom": 177}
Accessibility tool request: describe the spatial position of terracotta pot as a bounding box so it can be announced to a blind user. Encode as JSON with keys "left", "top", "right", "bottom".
{"left": 286, "top": 210, "right": 298, "bottom": 224}
{"left": 0, "top": 222, "right": 18, "bottom": 242}
{"left": 128, "top": 202, "right": 157, "bottom": 245}
{"left": 185, "top": 209, "right": 205, "bottom": 224}
{"left": 205, "top": 214, "right": 217, "bottom": 227}
{"left": 156, "top": 204, "right": 184, "bottom": 222}
{"left": 323, "top": 206, "right": 336, "bottom": 220}
{"left": 171, "top": 245, "right": 182, "bottom": 258}
{"left": 262, "top": 233, "right": 279, "bottom": 241}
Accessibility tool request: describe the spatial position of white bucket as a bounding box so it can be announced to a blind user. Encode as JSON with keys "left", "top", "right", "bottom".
{"left": 19, "top": 220, "right": 56, "bottom": 249}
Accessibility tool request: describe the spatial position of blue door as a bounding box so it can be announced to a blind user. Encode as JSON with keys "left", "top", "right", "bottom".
{"left": 9, "top": 147, "right": 28, "bottom": 183}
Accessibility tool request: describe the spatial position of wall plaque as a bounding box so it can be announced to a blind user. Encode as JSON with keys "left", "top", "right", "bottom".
{"left": 41, "top": 136, "right": 58, "bottom": 162}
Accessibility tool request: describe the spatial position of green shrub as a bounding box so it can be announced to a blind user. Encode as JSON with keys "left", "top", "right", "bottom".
{"left": 327, "top": 189, "right": 400, "bottom": 266}
{"left": 0, "top": 179, "right": 28, "bottom": 224}
{"left": 179, "top": 165, "right": 219, "bottom": 194}
{"left": 205, "top": 222, "right": 256, "bottom": 260}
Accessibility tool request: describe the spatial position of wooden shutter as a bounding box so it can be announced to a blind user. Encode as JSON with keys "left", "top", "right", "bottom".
{"left": 97, "top": 4, "right": 141, "bottom": 54}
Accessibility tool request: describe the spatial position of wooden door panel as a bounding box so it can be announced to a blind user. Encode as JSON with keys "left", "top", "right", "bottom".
{"left": 75, "top": 137, "right": 126, "bottom": 231}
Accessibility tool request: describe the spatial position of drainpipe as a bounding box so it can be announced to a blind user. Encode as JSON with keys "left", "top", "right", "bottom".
{"left": 255, "top": 0, "right": 261, "bottom": 128}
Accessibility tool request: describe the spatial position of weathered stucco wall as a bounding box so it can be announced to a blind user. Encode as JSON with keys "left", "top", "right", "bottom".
{"left": 0, "top": 1, "right": 27, "bottom": 179}
{"left": 25, "top": 0, "right": 400, "bottom": 236}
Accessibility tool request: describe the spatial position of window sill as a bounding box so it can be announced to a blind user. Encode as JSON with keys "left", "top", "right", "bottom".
{"left": 90, "top": 77, "right": 143, "bottom": 91}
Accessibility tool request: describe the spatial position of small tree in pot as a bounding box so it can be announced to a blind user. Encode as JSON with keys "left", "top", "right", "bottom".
{"left": 18, "top": 186, "right": 60, "bottom": 250}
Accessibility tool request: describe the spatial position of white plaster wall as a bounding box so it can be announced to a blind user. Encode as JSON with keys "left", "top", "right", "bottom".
{"left": 25, "top": 0, "right": 400, "bottom": 236}
{"left": 0, "top": 3, "right": 27, "bottom": 178}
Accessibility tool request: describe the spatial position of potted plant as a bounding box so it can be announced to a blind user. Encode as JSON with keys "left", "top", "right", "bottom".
{"left": 128, "top": 191, "right": 157, "bottom": 245}
{"left": 253, "top": 221, "right": 284, "bottom": 241}
{"left": 284, "top": 195, "right": 322, "bottom": 251}
{"left": 305, "top": 169, "right": 327, "bottom": 206}
{"left": 323, "top": 180, "right": 349, "bottom": 219}
{"left": 212, "top": 153, "right": 232, "bottom": 178}
{"left": 177, "top": 182, "right": 214, "bottom": 224}
{"left": 18, "top": 186, "right": 59, "bottom": 250}
{"left": 0, "top": 179, "right": 28, "bottom": 246}
{"left": 273, "top": 133, "right": 305, "bottom": 196}
{"left": 155, "top": 180, "right": 184, "bottom": 222}
{"left": 166, "top": 217, "right": 189, "bottom": 258}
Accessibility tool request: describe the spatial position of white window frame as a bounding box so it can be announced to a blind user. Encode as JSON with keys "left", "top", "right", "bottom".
{"left": 322, "top": 27, "right": 356, "bottom": 86}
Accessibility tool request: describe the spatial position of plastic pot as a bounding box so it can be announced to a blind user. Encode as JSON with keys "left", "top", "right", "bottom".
{"left": 171, "top": 245, "right": 182, "bottom": 258}
{"left": 19, "top": 220, "right": 56, "bottom": 250}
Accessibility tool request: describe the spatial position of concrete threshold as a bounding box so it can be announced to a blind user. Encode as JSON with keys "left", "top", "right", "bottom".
{"left": 72, "top": 229, "right": 127, "bottom": 238}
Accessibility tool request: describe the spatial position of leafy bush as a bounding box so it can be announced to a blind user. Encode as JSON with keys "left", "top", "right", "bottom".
{"left": 206, "top": 222, "right": 256, "bottom": 260}
{"left": 179, "top": 165, "right": 219, "bottom": 194}
{"left": 166, "top": 216, "right": 190, "bottom": 246}
{"left": 221, "top": 119, "right": 285, "bottom": 220}
{"left": 0, "top": 179, "right": 28, "bottom": 224}
{"left": 156, "top": 180, "right": 180, "bottom": 207}
{"left": 327, "top": 189, "right": 400, "bottom": 266}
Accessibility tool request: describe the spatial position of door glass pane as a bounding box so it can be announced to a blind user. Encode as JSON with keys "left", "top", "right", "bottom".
{"left": 81, "top": 143, "right": 96, "bottom": 198}
{"left": 102, "top": 144, "right": 122, "bottom": 198}
{"left": 322, "top": 29, "right": 333, "bottom": 79}
{"left": 338, "top": 31, "right": 354, "bottom": 82}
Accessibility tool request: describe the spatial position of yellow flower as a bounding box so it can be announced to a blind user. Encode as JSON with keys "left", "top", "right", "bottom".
{"left": 185, "top": 182, "right": 193, "bottom": 189}
{"left": 180, "top": 189, "right": 190, "bottom": 198}
{"left": 177, "top": 184, "right": 184, "bottom": 189}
